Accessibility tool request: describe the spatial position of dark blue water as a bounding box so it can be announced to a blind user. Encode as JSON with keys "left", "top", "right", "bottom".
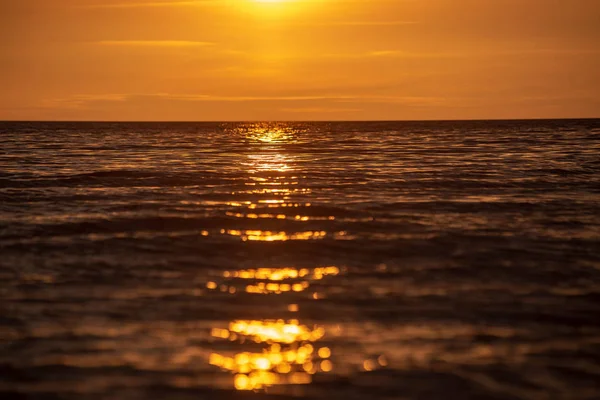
{"left": 1, "top": 120, "right": 600, "bottom": 399}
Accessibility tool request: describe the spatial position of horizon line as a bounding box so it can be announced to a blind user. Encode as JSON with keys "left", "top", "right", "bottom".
{"left": 1, "top": 117, "right": 599, "bottom": 124}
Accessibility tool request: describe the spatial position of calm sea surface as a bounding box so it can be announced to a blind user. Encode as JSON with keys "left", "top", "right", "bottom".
{"left": 1, "top": 120, "right": 600, "bottom": 400}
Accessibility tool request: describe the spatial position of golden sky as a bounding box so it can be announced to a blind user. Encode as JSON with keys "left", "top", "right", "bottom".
{"left": 1, "top": 0, "right": 599, "bottom": 121}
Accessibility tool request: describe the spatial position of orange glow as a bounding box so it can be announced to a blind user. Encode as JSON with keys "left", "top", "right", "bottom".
{"left": 206, "top": 282, "right": 217, "bottom": 290}
{"left": 363, "top": 359, "right": 377, "bottom": 371}
{"left": 223, "top": 266, "right": 340, "bottom": 281}
{"left": 246, "top": 126, "right": 294, "bottom": 143}
{"left": 318, "top": 347, "right": 331, "bottom": 359}
{"left": 2, "top": 1, "right": 598, "bottom": 120}
{"left": 378, "top": 355, "right": 388, "bottom": 367}
{"left": 226, "top": 212, "right": 326, "bottom": 221}
{"left": 209, "top": 319, "right": 332, "bottom": 391}
{"left": 218, "top": 320, "right": 325, "bottom": 344}
{"left": 222, "top": 229, "right": 328, "bottom": 242}
{"left": 320, "top": 360, "right": 333, "bottom": 372}
{"left": 204, "top": 266, "right": 341, "bottom": 295}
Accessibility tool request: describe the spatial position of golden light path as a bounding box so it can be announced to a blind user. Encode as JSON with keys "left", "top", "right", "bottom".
{"left": 208, "top": 291, "right": 335, "bottom": 389}
{"left": 216, "top": 124, "right": 346, "bottom": 243}
{"left": 207, "top": 263, "right": 342, "bottom": 390}
{"left": 221, "top": 229, "right": 328, "bottom": 242}
{"left": 206, "top": 125, "right": 382, "bottom": 391}
{"left": 206, "top": 266, "right": 340, "bottom": 295}
{"left": 210, "top": 319, "right": 331, "bottom": 391}
{"left": 225, "top": 266, "right": 340, "bottom": 281}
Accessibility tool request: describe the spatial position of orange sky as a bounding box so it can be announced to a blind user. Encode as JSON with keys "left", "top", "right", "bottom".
{"left": 1, "top": 0, "right": 599, "bottom": 121}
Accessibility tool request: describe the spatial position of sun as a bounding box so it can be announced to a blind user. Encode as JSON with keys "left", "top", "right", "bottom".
{"left": 249, "top": 0, "right": 292, "bottom": 9}
{"left": 240, "top": 0, "right": 306, "bottom": 19}
{"left": 253, "top": 0, "right": 296, "bottom": 4}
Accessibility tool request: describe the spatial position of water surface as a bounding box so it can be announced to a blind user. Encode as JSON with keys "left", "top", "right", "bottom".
{"left": 1, "top": 120, "right": 600, "bottom": 399}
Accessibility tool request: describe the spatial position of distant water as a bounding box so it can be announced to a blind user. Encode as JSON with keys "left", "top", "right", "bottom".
{"left": 1, "top": 120, "right": 600, "bottom": 400}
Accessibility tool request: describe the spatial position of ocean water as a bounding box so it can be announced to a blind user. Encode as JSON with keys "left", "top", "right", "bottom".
{"left": 1, "top": 120, "right": 600, "bottom": 400}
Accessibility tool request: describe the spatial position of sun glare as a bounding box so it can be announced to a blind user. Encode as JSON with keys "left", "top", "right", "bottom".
{"left": 252, "top": 0, "right": 290, "bottom": 5}
{"left": 239, "top": 0, "right": 310, "bottom": 20}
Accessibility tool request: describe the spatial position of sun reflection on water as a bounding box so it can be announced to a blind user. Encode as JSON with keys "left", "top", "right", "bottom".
{"left": 220, "top": 229, "right": 328, "bottom": 242}
{"left": 206, "top": 125, "right": 341, "bottom": 391}
{"left": 225, "top": 266, "right": 340, "bottom": 281}
{"left": 215, "top": 124, "right": 345, "bottom": 241}
{"left": 244, "top": 153, "right": 293, "bottom": 174}
{"left": 243, "top": 124, "right": 296, "bottom": 144}
{"left": 206, "top": 266, "right": 341, "bottom": 295}
{"left": 209, "top": 319, "right": 332, "bottom": 391}
{"left": 206, "top": 264, "right": 344, "bottom": 390}
{"left": 217, "top": 320, "right": 325, "bottom": 344}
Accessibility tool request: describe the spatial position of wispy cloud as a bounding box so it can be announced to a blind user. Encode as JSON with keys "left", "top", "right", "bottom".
{"left": 84, "top": 1, "right": 216, "bottom": 9}
{"left": 156, "top": 93, "right": 360, "bottom": 102}
{"left": 41, "top": 93, "right": 353, "bottom": 109}
{"left": 281, "top": 107, "right": 363, "bottom": 113}
{"left": 319, "top": 50, "right": 451, "bottom": 59}
{"left": 318, "top": 47, "right": 600, "bottom": 60}
{"left": 86, "top": 0, "right": 403, "bottom": 8}
{"left": 41, "top": 92, "right": 448, "bottom": 110}
{"left": 84, "top": 2, "right": 417, "bottom": 27}
{"left": 41, "top": 94, "right": 128, "bottom": 109}
{"left": 96, "top": 40, "right": 215, "bottom": 47}
{"left": 306, "top": 20, "right": 418, "bottom": 27}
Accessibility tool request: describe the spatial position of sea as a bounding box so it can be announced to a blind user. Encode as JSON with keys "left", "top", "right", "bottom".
{"left": 1, "top": 120, "right": 600, "bottom": 400}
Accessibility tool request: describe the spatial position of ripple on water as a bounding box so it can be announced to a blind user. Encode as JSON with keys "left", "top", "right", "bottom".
{"left": 1, "top": 120, "right": 600, "bottom": 399}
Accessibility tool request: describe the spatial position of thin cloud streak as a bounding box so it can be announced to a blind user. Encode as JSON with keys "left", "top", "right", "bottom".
{"left": 84, "top": 1, "right": 216, "bottom": 9}
{"left": 281, "top": 107, "right": 364, "bottom": 113}
{"left": 84, "top": 2, "right": 418, "bottom": 27}
{"left": 86, "top": 0, "right": 400, "bottom": 8}
{"left": 306, "top": 20, "right": 418, "bottom": 27}
{"left": 96, "top": 40, "right": 215, "bottom": 47}
{"left": 41, "top": 93, "right": 448, "bottom": 110}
